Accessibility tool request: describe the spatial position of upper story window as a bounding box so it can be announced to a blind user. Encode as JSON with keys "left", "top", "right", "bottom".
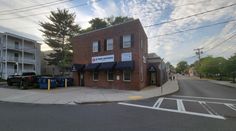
{"left": 123, "top": 35, "right": 131, "bottom": 48}
{"left": 106, "top": 38, "right": 113, "bottom": 51}
{"left": 92, "top": 41, "right": 99, "bottom": 52}
{"left": 15, "top": 41, "right": 19, "bottom": 49}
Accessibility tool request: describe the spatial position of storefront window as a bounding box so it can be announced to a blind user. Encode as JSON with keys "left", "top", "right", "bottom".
{"left": 123, "top": 70, "right": 131, "bottom": 81}
{"left": 107, "top": 70, "right": 114, "bottom": 81}
{"left": 93, "top": 71, "right": 99, "bottom": 81}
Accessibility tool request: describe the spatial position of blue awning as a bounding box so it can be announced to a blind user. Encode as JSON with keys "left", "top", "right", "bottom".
{"left": 71, "top": 64, "right": 85, "bottom": 72}
{"left": 115, "top": 61, "right": 134, "bottom": 70}
{"left": 85, "top": 63, "right": 101, "bottom": 71}
{"left": 98, "top": 62, "right": 116, "bottom": 71}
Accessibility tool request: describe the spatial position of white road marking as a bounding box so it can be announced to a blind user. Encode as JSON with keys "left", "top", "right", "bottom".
{"left": 165, "top": 97, "right": 236, "bottom": 105}
{"left": 118, "top": 102, "right": 225, "bottom": 120}
{"left": 172, "top": 95, "right": 236, "bottom": 102}
{"left": 153, "top": 97, "right": 164, "bottom": 108}
{"left": 199, "top": 101, "right": 214, "bottom": 115}
{"left": 225, "top": 104, "right": 236, "bottom": 111}
{"left": 177, "top": 99, "right": 186, "bottom": 111}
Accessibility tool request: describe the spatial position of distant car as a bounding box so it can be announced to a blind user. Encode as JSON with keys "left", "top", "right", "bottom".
{"left": 7, "top": 72, "right": 38, "bottom": 89}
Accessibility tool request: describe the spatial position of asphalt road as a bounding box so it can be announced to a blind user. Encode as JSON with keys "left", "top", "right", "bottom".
{"left": 0, "top": 77, "right": 236, "bottom": 131}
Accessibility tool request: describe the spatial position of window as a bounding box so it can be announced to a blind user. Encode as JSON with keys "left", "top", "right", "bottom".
{"left": 123, "top": 35, "right": 131, "bottom": 48}
{"left": 107, "top": 70, "right": 114, "bottom": 81}
{"left": 92, "top": 41, "right": 99, "bottom": 52}
{"left": 121, "top": 52, "right": 132, "bottom": 61}
{"left": 93, "top": 71, "right": 99, "bottom": 81}
{"left": 15, "top": 41, "right": 19, "bottom": 49}
{"left": 123, "top": 70, "right": 131, "bottom": 81}
{"left": 106, "top": 38, "right": 113, "bottom": 51}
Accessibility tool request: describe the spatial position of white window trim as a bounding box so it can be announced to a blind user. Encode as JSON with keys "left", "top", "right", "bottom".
{"left": 123, "top": 70, "right": 131, "bottom": 82}
{"left": 106, "top": 38, "right": 113, "bottom": 51}
{"left": 123, "top": 35, "right": 131, "bottom": 48}
{"left": 93, "top": 71, "right": 98, "bottom": 81}
{"left": 107, "top": 71, "right": 114, "bottom": 81}
{"left": 92, "top": 41, "right": 98, "bottom": 53}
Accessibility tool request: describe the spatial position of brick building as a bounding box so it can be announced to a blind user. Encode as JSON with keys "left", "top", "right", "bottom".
{"left": 72, "top": 19, "right": 167, "bottom": 90}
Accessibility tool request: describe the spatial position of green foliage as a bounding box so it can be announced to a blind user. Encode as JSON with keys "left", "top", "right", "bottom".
{"left": 89, "top": 18, "right": 108, "bottom": 30}
{"left": 39, "top": 9, "right": 80, "bottom": 74}
{"left": 225, "top": 53, "right": 236, "bottom": 74}
{"left": 106, "top": 16, "right": 134, "bottom": 25}
{"left": 196, "top": 56, "right": 226, "bottom": 77}
{"left": 81, "top": 16, "right": 134, "bottom": 33}
{"left": 176, "top": 61, "right": 189, "bottom": 73}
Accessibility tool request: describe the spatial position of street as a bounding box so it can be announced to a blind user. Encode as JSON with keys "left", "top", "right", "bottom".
{"left": 0, "top": 77, "right": 236, "bottom": 131}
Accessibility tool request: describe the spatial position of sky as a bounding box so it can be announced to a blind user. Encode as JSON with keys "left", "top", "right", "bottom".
{"left": 0, "top": 0, "right": 236, "bottom": 66}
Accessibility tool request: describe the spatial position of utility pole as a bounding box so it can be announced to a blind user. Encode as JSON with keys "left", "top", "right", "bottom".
{"left": 194, "top": 48, "right": 203, "bottom": 78}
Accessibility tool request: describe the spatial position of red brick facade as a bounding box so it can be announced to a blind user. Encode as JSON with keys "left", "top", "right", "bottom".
{"left": 72, "top": 19, "right": 148, "bottom": 90}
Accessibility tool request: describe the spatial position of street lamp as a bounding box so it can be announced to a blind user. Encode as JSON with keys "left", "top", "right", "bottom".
{"left": 159, "top": 58, "right": 164, "bottom": 94}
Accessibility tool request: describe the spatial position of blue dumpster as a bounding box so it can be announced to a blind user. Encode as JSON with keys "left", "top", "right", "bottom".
{"left": 55, "top": 77, "right": 73, "bottom": 87}
{"left": 38, "top": 77, "right": 57, "bottom": 89}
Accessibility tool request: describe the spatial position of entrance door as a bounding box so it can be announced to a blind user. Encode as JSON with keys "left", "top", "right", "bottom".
{"left": 79, "top": 72, "right": 84, "bottom": 86}
{"left": 150, "top": 72, "right": 157, "bottom": 85}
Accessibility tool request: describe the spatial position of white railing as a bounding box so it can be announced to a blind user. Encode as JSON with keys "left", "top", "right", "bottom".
{"left": 2, "top": 57, "right": 35, "bottom": 64}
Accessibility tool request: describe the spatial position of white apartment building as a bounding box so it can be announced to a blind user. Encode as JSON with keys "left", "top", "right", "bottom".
{"left": 0, "top": 32, "right": 41, "bottom": 79}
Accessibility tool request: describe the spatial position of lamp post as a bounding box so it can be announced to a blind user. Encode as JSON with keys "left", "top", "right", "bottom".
{"left": 160, "top": 58, "right": 164, "bottom": 94}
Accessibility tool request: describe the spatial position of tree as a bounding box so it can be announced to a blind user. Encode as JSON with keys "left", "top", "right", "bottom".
{"left": 195, "top": 56, "right": 226, "bottom": 79}
{"left": 225, "top": 53, "right": 236, "bottom": 82}
{"left": 89, "top": 18, "right": 107, "bottom": 30}
{"left": 40, "top": 9, "right": 80, "bottom": 75}
{"left": 106, "top": 16, "right": 134, "bottom": 25}
{"left": 176, "top": 61, "right": 189, "bottom": 74}
{"left": 81, "top": 16, "right": 134, "bottom": 33}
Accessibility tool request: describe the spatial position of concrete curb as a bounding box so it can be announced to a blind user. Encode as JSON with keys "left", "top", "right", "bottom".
{"left": 77, "top": 81, "right": 180, "bottom": 104}
{"left": 207, "top": 80, "right": 236, "bottom": 88}
{"left": 0, "top": 81, "right": 180, "bottom": 105}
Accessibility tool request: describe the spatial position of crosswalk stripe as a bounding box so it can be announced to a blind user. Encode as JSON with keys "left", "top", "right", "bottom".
{"left": 225, "top": 104, "right": 236, "bottom": 111}
{"left": 177, "top": 99, "right": 186, "bottom": 111}
{"left": 118, "top": 102, "right": 225, "bottom": 120}
{"left": 153, "top": 97, "right": 164, "bottom": 108}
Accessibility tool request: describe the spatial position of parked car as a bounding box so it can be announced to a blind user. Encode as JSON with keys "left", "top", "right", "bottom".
{"left": 7, "top": 72, "right": 38, "bottom": 89}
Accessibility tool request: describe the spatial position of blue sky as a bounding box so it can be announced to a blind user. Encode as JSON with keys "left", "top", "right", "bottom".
{"left": 0, "top": 0, "right": 236, "bottom": 66}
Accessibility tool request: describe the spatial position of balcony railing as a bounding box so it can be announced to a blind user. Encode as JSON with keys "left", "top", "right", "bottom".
{"left": 2, "top": 45, "right": 35, "bottom": 54}
{"left": 2, "top": 57, "right": 35, "bottom": 64}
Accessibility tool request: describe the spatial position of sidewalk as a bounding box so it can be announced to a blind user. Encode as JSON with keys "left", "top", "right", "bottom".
{"left": 188, "top": 76, "right": 236, "bottom": 88}
{"left": 0, "top": 80, "right": 179, "bottom": 105}
{"left": 208, "top": 79, "right": 236, "bottom": 88}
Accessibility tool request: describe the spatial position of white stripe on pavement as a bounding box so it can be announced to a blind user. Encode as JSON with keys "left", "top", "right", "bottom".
{"left": 199, "top": 101, "right": 216, "bottom": 115}
{"left": 165, "top": 97, "right": 236, "bottom": 105}
{"left": 153, "top": 97, "right": 164, "bottom": 108}
{"left": 172, "top": 95, "right": 236, "bottom": 102}
{"left": 177, "top": 99, "right": 186, "bottom": 112}
{"left": 225, "top": 104, "right": 236, "bottom": 111}
{"left": 118, "top": 102, "right": 225, "bottom": 120}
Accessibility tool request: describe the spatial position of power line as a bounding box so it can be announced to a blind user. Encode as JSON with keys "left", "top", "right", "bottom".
{"left": 200, "top": 22, "right": 236, "bottom": 50}
{"left": 0, "top": 0, "right": 71, "bottom": 13}
{"left": 148, "top": 19, "right": 236, "bottom": 38}
{"left": 205, "top": 32, "right": 236, "bottom": 52}
{"left": 139, "top": 0, "right": 208, "bottom": 14}
{"left": 0, "top": 0, "right": 102, "bottom": 21}
{"left": 144, "top": 2, "right": 236, "bottom": 28}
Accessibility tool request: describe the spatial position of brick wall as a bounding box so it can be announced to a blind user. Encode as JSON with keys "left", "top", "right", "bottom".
{"left": 72, "top": 19, "right": 148, "bottom": 90}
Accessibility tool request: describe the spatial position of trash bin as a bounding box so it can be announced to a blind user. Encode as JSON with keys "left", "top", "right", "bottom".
{"left": 38, "top": 77, "right": 57, "bottom": 89}
{"left": 55, "top": 77, "right": 74, "bottom": 87}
